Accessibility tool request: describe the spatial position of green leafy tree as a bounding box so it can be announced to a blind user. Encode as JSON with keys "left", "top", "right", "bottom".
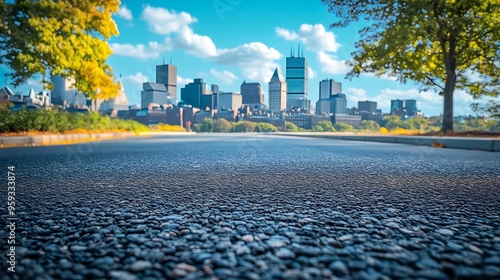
{"left": 380, "top": 115, "right": 403, "bottom": 130}
{"left": 323, "top": 0, "right": 500, "bottom": 132}
{"left": 233, "top": 121, "right": 255, "bottom": 132}
{"left": 358, "top": 120, "right": 380, "bottom": 131}
{"left": 312, "top": 124, "right": 324, "bottom": 132}
{"left": 254, "top": 122, "right": 278, "bottom": 132}
{"left": 213, "top": 118, "right": 232, "bottom": 132}
{"left": 404, "top": 118, "right": 428, "bottom": 131}
{"left": 334, "top": 122, "right": 355, "bottom": 132}
{"left": 191, "top": 124, "right": 202, "bottom": 132}
{"left": 1, "top": 0, "right": 121, "bottom": 100}
{"left": 487, "top": 119, "right": 500, "bottom": 132}
{"left": 285, "top": 122, "right": 300, "bottom": 132}
{"left": 200, "top": 118, "right": 214, "bottom": 132}
{"left": 317, "top": 121, "right": 336, "bottom": 132}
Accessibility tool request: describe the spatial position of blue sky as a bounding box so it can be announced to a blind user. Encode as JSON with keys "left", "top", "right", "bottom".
{"left": 0, "top": 0, "right": 484, "bottom": 116}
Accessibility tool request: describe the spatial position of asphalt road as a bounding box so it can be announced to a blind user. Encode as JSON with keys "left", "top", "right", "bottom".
{"left": 1, "top": 134, "right": 499, "bottom": 279}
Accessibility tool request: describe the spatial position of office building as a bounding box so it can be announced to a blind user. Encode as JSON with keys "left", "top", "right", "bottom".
{"left": 316, "top": 99, "right": 331, "bottom": 114}
{"left": 217, "top": 92, "right": 242, "bottom": 111}
{"left": 391, "top": 99, "right": 404, "bottom": 114}
{"left": 319, "top": 79, "right": 342, "bottom": 100}
{"left": 156, "top": 63, "right": 177, "bottom": 103}
{"left": 330, "top": 93, "right": 347, "bottom": 114}
{"left": 390, "top": 99, "right": 419, "bottom": 118}
{"left": 100, "top": 82, "right": 129, "bottom": 111}
{"left": 358, "top": 100, "right": 377, "bottom": 114}
{"left": 269, "top": 68, "right": 287, "bottom": 113}
{"left": 286, "top": 46, "right": 309, "bottom": 111}
{"left": 181, "top": 78, "right": 213, "bottom": 109}
{"left": 331, "top": 114, "right": 362, "bottom": 128}
{"left": 241, "top": 81, "right": 264, "bottom": 106}
{"left": 141, "top": 82, "right": 174, "bottom": 109}
{"left": 405, "top": 99, "right": 418, "bottom": 116}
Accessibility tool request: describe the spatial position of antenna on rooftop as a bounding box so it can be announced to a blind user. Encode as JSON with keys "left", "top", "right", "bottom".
{"left": 298, "top": 44, "right": 300, "bottom": 58}
{"left": 170, "top": 57, "right": 172, "bottom": 65}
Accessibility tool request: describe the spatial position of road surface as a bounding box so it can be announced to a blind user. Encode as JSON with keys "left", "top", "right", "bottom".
{"left": 1, "top": 134, "right": 499, "bottom": 279}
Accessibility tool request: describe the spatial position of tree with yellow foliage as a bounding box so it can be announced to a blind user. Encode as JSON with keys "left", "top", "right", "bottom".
{"left": 323, "top": 0, "right": 500, "bottom": 132}
{"left": 0, "top": 0, "right": 121, "bottom": 101}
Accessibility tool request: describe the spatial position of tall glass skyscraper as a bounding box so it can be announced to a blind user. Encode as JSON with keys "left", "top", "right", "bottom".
{"left": 286, "top": 46, "right": 309, "bottom": 112}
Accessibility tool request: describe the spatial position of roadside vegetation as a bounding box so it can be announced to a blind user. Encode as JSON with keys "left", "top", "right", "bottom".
{"left": 0, "top": 108, "right": 148, "bottom": 135}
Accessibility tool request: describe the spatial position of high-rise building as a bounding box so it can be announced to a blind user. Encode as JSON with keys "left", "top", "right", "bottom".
{"left": 268, "top": 68, "right": 287, "bottom": 113}
{"left": 405, "top": 99, "right": 417, "bottom": 115}
{"left": 156, "top": 63, "right": 177, "bottom": 103}
{"left": 391, "top": 99, "right": 404, "bottom": 114}
{"left": 141, "top": 82, "right": 174, "bottom": 109}
{"left": 181, "top": 78, "right": 214, "bottom": 110}
{"left": 286, "top": 46, "right": 309, "bottom": 111}
{"left": 330, "top": 94, "right": 347, "bottom": 114}
{"left": 358, "top": 100, "right": 377, "bottom": 113}
{"left": 241, "top": 81, "right": 264, "bottom": 105}
{"left": 319, "top": 79, "right": 342, "bottom": 100}
{"left": 315, "top": 99, "right": 331, "bottom": 114}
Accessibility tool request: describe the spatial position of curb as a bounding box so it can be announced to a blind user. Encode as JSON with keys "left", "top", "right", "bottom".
{"left": 0, "top": 131, "right": 198, "bottom": 148}
{"left": 274, "top": 133, "right": 500, "bottom": 152}
{"left": 0, "top": 132, "right": 135, "bottom": 148}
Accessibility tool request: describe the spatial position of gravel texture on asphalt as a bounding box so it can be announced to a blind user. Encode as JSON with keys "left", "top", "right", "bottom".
{"left": 1, "top": 134, "right": 499, "bottom": 280}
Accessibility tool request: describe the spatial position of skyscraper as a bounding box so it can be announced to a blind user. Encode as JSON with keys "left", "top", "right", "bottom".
{"left": 269, "top": 68, "right": 287, "bottom": 113}
{"left": 391, "top": 99, "right": 404, "bottom": 114}
{"left": 319, "top": 79, "right": 342, "bottom": 100}
{"left": 141, "top": 82, "right": 173, "bottom": 109}
{"left": 330, "top": 93, "right": 347, "bottom": 114}
{"left": 181, "top": 78, "right": 214, "bottom": 110}
{"left": 358, "top": 100, "right": 377, "bottom": 113}
{"left": 156, "top": 63, "right": 177, "bottom": 104}
{"left": 241, "top": 81, "right": 264, "bottom": 105}
{"left": 286, "top": 46, "right": 308, "bottom": 111}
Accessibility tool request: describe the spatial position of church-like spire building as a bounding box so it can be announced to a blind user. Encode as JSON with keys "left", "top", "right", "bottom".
{"left": 268, "top": 68, "right": 287, "bottom": 113}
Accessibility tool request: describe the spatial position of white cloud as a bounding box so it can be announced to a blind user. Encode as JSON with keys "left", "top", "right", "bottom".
{"left": 308, "top": 66, "right": 317, "bottom": 79}
{"left": 275, "top": 27, "right": 299, "bottom": 41}
{"left": 26, "top": 78, "right": 43, "bottom": 88}
{"left": 113, "top": 6, "right": 283, "bottom": 85}
{"left": 317, "top": 52, "right": 350, "bottom": 75}
{"left": 122, "top": 72, "right": 148, "bottom": 86}
{"left": 177, "top": 76, "right": 193, "bottom": 88}
{"left": 215, "top": 42, "right": 283, "bottom": 84}
{"left": 210, "top": 69, "right": 238, "bottom": 85}
{"left": 110, "top": 41, "right": 168, "bottom": 59}
{"left": 141, "top": 5, "right": 196, "bottom": 35}
{"left": 117, "top": 6, "right": 133, "bottom": 20}
{"left": 166, "top": 26, "right": 217, "bottom": 58}
{"left": 276, "top": 24, "right": 340, "bottom": 53}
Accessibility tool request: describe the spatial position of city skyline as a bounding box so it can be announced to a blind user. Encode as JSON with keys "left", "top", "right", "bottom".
{"left": 0, "top": 0, "right": 484, "bottom": 116}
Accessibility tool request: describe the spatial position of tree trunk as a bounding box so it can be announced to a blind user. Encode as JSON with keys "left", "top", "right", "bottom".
{"left": 442, "top": 75, "right": 455, "bottom": 132}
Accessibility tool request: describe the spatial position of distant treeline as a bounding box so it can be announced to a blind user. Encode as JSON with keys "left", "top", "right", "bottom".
{"left": 1, "top": 107, "right": 499, "bottom": 134}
